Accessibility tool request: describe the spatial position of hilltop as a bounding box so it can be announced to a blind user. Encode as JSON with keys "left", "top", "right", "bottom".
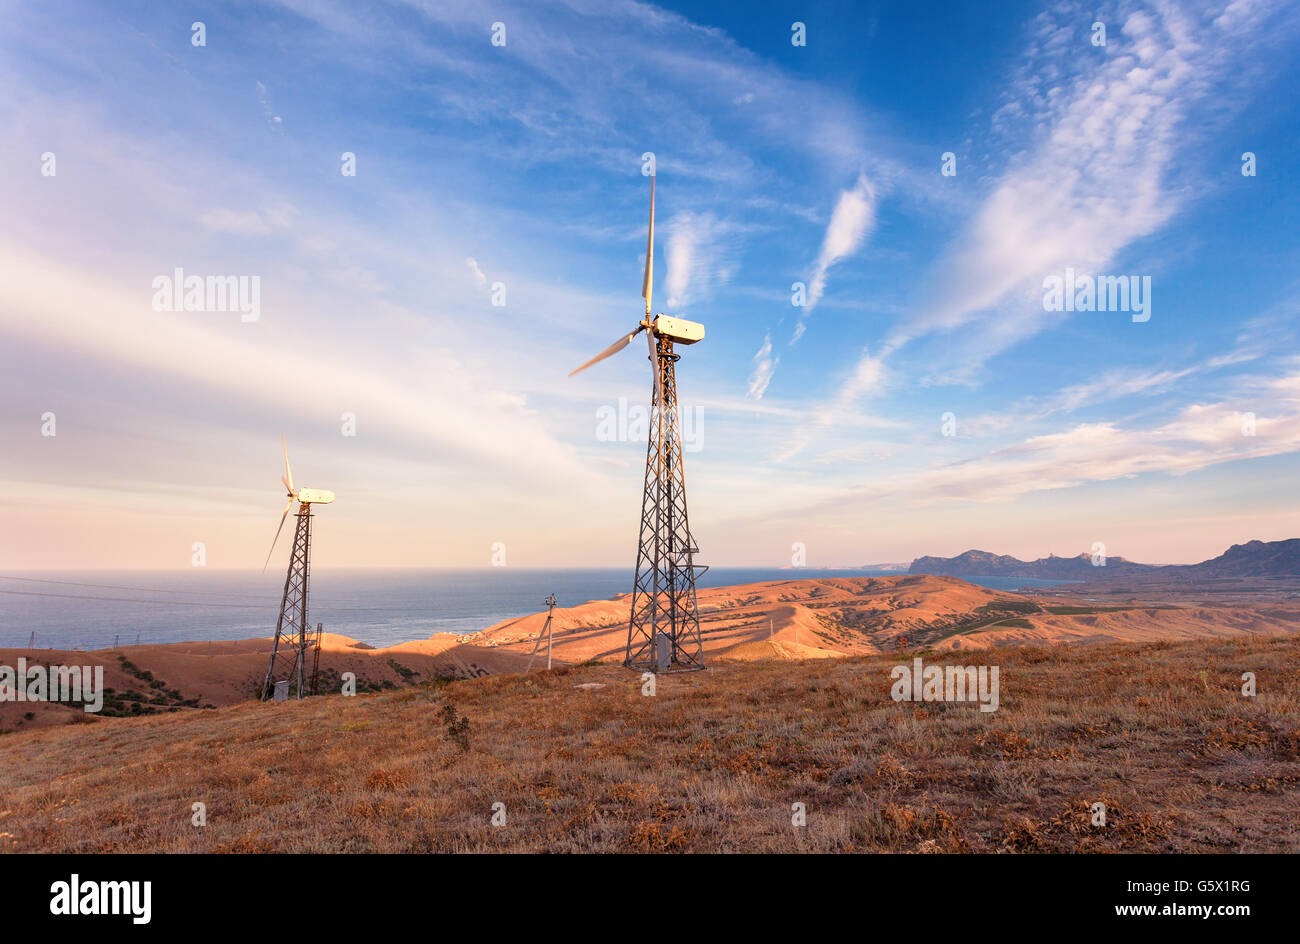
{"left": 1, "top": 634, "right": 1296, "bottom": 853}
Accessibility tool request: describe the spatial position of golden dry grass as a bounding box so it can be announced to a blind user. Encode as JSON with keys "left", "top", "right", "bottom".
{"left": 1, "top": 635, "right": 1296, "bottom": 853}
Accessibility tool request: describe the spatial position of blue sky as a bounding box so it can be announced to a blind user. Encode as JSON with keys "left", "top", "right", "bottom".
{"left": 1, "top": 0, "right": 1298, "bottom": 570}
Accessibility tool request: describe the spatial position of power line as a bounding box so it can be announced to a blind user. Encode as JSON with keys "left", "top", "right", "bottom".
{"left": 0, "top": 574, "right": 280, "bottom": 600}
{"left": 0, "top": 586, "right": 426, "bottom": 614}
{"left": 0, "top": 589, "right": 268, "bottom": 608}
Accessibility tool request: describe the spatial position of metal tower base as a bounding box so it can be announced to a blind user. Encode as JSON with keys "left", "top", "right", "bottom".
{"left": 262, "top": 506, "right": 312, "bottom": 700}
{"left": 626, "top": 337, "right": 706, "bottom": 673}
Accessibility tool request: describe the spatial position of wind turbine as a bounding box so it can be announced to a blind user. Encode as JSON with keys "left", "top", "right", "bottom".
{"left": 570, "top": 175, "right": 707, "bottom": 673}
{"left": 260, "top": 434, "right": 335, "bottom": 701}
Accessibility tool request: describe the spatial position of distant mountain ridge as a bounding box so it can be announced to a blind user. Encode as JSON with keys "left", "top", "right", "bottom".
{"left": 1179, "top": 539, "right": 1300, "bottom": 577}
{"left": 909, "top": 539, "right": 1300, "bottom": 580}
{"left": 909, "top": 550, "right": 1152, "bottom": 579}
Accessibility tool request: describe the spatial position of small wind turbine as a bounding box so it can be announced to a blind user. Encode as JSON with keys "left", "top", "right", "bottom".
{"left": 570, "top": 176, "right": 708, "bottom": 673}
{"left": 261, "top": 434, "right": 335, "bottom": 701}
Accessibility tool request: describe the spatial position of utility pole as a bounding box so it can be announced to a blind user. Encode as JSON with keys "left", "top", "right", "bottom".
{"left": 527, "top": 594, "right": 558, "bottom": 672}
{"left": 310, "top": 622, "right": 323, "bottom": 695}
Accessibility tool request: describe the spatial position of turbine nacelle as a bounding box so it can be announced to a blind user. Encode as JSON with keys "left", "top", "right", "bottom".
{"left": 653, "top": 314, "right": 704, "bottom": 345}
{"left": 291, "top": 488, "right": 336, "bottom": 505}
{"left": 263, "top": 434, "right": 335, "bottom": 573}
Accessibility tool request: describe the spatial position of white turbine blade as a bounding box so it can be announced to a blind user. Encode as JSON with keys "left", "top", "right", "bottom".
{"left": 281, "top": 432, "right": 294, "bottom": 493}
{"left": 647, "top": 327, "right": 663, "bottom": 406}
{"left": 641, "top": 175, "right": 655, "bottom": 316}
{"left": 262, "top": 499, "right": 294, "bottom": 573}
{"left": 569, "top": 326, "right": 642, "bottom": 377}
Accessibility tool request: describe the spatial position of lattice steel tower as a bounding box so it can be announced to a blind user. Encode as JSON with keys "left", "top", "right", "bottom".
{"left": 260, "top": 436, "right": 335, "bottom": 700}
{"left": 569, "top": 176, "right": 707, "bottom": 672}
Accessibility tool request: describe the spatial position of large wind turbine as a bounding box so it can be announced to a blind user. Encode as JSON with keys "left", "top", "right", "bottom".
{"left": 570, "top": 176, "right": 707, "bottom": 673}
{"left": 260, "top": 435, "right": 334, "bottom": 701}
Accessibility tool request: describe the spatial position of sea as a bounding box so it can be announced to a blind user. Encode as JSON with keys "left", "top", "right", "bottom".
{"left": 0, "top": 568, "right": 1071, "bottom": 650}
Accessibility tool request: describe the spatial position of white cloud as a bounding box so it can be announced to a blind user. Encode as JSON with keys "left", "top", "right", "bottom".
{"left": 255, "top": 81, "right": 283, "bottom": 130}
{"left": 465, "top": 256, "right": 488, "bottom": 289}
{"left": 663, "top": 212, "right": 736, "bottom": 310}
{"left": 746, "top": 332, "right": 778, "bottom": 399}
{"left": 199, "top": 204, "right": 297, "bottom": 237}
{"left": 793, "top": 173, "right": 875, "bottom": 342}
{"left": 810, "top": 343, "right": 895, "bottom": 430}
{"left": 0, "top": 241, "right": 601, "bottom": 488}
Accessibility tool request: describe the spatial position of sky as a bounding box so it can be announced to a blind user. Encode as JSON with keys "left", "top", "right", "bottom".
{"left": 1, "top": 0, "right": 1299, "bottom": 571}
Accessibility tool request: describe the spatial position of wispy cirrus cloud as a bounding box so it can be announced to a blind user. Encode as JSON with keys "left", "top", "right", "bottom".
{"left": 961, "top": 348, "right": 1265, "bottom": 436}
{"left": 788, "top": 367, "right": 1300, "bottom": 515}
{"left": 791, "top": 173, "right": 876, "bottom": 344}
{"left": 255, "top": 80, "right": 282, "bottom": 130}
{"left": 465, "top": 256, "right": 488, "bottom": 289}
{"left": 827, "top": 0, "right": 1293, "bottom": 404}
{"left": 199, "top": 204, "right": 297, "bottom": 237}
{"left": 663, "top": 211, "right": 739, "bottom": 310}
{"left": 746, "top": 331, "right": 777, "bottom": 400}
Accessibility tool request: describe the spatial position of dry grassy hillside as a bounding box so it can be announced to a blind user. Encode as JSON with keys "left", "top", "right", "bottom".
{"left": 1, "top": 635, "right": 1295, "bottom": 853}
{"left": 0, "top": 632, "right": 533, "bottom": 734}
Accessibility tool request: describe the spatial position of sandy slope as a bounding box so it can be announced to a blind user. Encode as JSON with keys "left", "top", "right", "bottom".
{"left": 474, "top": 574, "right": 1300, "bottom": 662}
{"left": 472, "top": 575, "right": 1026, "bottom": 662}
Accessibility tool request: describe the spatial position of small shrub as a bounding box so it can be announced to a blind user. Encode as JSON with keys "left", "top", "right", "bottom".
{"left": 438, "top": 703, "right": 470, "bottom": 752}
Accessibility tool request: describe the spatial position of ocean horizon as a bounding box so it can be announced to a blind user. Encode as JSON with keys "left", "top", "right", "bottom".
{"left": 0, "top": 567, "right": 1073, "bottom": 650}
